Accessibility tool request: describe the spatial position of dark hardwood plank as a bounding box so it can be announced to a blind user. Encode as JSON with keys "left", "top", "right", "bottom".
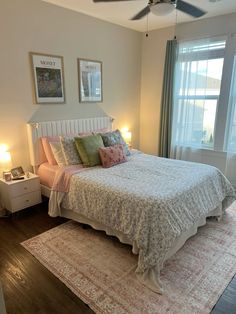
{"left": 211, "top": 276, "right": 236, "bottom": 314}
{"left": 0, "top": 202, "right": 94, "bottom": 314}
{"left": 0, "top": 202, "right": 236, "bottom": 313}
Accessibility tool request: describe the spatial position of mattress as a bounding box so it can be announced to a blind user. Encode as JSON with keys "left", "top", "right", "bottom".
{"left": 37, "top": 162, "right": 59, "bottom": 188}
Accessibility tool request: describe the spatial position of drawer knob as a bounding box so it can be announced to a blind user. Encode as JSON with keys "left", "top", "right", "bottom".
{"left": 25, "top": 199, "right": 29, "bottom": 202}
{"left": 24, "top": 187, "right": 28, "bottom": 190}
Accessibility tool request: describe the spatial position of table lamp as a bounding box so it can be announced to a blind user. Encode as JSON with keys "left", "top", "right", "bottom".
{"left": 121, "top": 128, "right": 132, "bottom": 148}
{"left": 0, "top": 151, "right": 12, "bottom": 178}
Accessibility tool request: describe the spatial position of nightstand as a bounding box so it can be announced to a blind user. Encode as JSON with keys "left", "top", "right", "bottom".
{"left": 0, "top": 173, "right": 42, "bottom": 213}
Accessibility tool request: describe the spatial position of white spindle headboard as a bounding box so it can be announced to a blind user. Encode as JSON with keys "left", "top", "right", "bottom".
{"left": 27, "top": 116, "right": 113, "bottom": 171}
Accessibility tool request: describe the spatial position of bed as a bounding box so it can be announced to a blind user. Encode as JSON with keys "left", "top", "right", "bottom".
{"left": 27, "top": 117, "right": 236, "bottom": 293}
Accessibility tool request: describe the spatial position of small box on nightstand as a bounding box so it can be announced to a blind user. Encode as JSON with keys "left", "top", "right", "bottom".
{"left": 0, "top": 173, "right": 42, "bottom": 213}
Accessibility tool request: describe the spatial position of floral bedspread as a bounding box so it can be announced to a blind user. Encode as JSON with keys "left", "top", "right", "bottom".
{"left": 50, "top": 153, "right": 235, "bottom": 291}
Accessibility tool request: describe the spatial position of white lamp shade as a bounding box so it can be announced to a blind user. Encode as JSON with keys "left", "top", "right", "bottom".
{"left": 122, "top": 130, "right": 132, "bottom": 144}
{"left": 0, "top": 151, "right": 12, "bottom": 172}
{"left": 150, "top": 3, "right": 175, "bottom": 16}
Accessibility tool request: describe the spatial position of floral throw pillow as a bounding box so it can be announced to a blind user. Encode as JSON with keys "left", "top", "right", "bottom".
{"left": 101, "top": 130, "right": 130, "bottom": 156}
{"left": 99, "top": 144, "right": 127, "bottom": 168}
{"left": 60, "top": 136, "right": 81, "bottom": 165}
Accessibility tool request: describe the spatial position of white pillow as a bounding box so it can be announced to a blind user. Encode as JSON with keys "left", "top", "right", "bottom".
{"left": 49, "top": 142, "right": 66, "bottom": 167}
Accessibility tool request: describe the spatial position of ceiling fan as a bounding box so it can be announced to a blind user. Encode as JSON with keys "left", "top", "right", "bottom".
{"left": 92, "top": 0, "right": 207, "bottom": 20}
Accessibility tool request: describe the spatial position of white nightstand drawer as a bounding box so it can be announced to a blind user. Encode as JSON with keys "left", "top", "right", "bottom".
{"left": 8, "top": 178, "right": 40, "bottom": 197}
{"left": 0, "top": 173, "right": 42, "bottom": 213}
{"left": 10, "top": 191, "right": 41, "bottom": 212}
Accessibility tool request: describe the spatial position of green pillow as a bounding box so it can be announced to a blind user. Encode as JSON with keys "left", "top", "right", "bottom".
{"left": 74, "top": 134, "right": 104, "bottom": 167}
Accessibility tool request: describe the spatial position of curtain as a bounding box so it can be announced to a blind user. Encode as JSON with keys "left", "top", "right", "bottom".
{"left": 158, "top": 39, "right": 177, "bottom": 158}
{"left": 225, "top": 51, "right": 236, "bottom": 187}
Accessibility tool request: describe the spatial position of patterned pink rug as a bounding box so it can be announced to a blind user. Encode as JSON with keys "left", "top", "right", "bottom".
{"left": 22, "top": 203, "right": 236, "bottom": 314}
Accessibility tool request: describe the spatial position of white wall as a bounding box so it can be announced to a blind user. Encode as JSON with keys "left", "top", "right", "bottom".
{"left": 2, "top": 0, "right": 235, "bottom": 172}
{"left": 0, "top": 0, "right": 142, "bottom": 170}
{"left": 140, "top": 13, "right": 236, "bottom": 155}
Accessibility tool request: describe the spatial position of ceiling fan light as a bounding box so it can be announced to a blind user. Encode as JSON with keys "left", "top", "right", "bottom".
{"left": 150, "top": 3, "right": 175, "bottom": 16}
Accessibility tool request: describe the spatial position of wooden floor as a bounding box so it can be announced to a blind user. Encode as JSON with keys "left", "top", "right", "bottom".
{"left": 0, "top": 202, "right": 236, "bottom": 314}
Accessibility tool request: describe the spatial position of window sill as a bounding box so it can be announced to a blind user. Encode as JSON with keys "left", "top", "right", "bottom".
{"left": 172, "top": 145, "right": 227, "bottom": 158}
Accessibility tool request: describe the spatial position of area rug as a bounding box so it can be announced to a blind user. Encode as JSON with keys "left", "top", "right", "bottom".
{"left": 21, "top": 203, "right": 236, "bottom": 314}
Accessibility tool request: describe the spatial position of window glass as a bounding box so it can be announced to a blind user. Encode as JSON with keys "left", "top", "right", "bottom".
{"left": 173, "top": 38, "right": 225, "bottom": 149}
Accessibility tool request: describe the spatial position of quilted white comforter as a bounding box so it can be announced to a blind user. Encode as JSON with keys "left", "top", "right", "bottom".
{"left": 50, "top": 152, "right": 235, "bottom": 292}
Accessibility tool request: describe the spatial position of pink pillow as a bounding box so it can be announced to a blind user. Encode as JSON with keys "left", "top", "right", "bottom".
{"left": 99, "top": 144, "right": 127, "bottom": 168}
{"left": 41, "top": 136, "right": 59, "bottom": 165}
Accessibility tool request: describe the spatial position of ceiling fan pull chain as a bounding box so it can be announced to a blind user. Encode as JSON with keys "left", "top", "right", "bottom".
{"left": 146, "top": 13, "right": 149, "bottom": 37}
{"left": 174, "top": 5, "right": 178, "bottom": 39}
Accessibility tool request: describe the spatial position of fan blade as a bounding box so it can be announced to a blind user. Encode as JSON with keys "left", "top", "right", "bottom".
{"left": 176, "top": 0, "right": 206, "bottom": 18}
{"left": 131, "top": 6, "right": 150, "bottom": 20}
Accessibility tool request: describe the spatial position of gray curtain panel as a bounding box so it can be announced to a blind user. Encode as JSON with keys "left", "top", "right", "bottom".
{"left": 159, "top": 39, "right": 177, "bottom": 158}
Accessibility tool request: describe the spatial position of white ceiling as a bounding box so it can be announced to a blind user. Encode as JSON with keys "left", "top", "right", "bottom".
{"left": 42, "top": 0, "right": 236, "bottom": 32}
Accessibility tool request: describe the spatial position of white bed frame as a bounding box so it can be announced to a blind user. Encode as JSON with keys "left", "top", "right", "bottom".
{"left": 27, "top": 116, "right": 113, "bottom": 197}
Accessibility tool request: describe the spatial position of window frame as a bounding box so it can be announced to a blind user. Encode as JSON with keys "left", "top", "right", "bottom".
{"left": 215, "top": 37, "right": 236, "bottom": 152}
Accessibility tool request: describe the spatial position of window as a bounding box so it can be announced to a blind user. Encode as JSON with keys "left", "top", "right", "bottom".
{"left": 172, "top": 37, "right": 226, "bottom": 149}
{"left": 225, "top": 55, "right": 236, "bottom": 152}
{"left": 171, "top": 35, "right": 236, "bottom": 185}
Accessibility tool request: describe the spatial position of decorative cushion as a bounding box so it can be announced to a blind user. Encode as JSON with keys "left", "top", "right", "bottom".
{"left": 60, "top": 136, "right": 82, "bottom": 165}
{"left": 74, "top": 134, "right": 104, "bottom": 167}
{"left": 41, "top": 136, "right": 59, "bottom": 165}
{"left": 99, "top": 144, "right": 127, "bottom": 168}
{"left": 101, "top": 130, "right": 130, "bottom": 156}
{"left": 49, "top": 142, "right": 66, "bottom": 167}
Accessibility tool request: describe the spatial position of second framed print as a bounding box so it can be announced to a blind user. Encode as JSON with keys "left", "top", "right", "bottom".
{"left": 30, "top": 52, "right": 65, "bottom": 104}
{"left": 78, "top": 58, "right": 103, "bottom": 103}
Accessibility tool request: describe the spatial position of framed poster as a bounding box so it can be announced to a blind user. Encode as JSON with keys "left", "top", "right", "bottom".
{"left": 30, "top": 52, "right": 65, "bottom": 104}
{"left": 78, "top": 58, "right": 102, "bottom": 103}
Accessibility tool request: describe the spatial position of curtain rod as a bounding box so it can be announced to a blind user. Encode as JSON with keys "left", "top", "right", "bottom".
{"left": 176, "top": 32, "right": 236, "bottom": 43}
